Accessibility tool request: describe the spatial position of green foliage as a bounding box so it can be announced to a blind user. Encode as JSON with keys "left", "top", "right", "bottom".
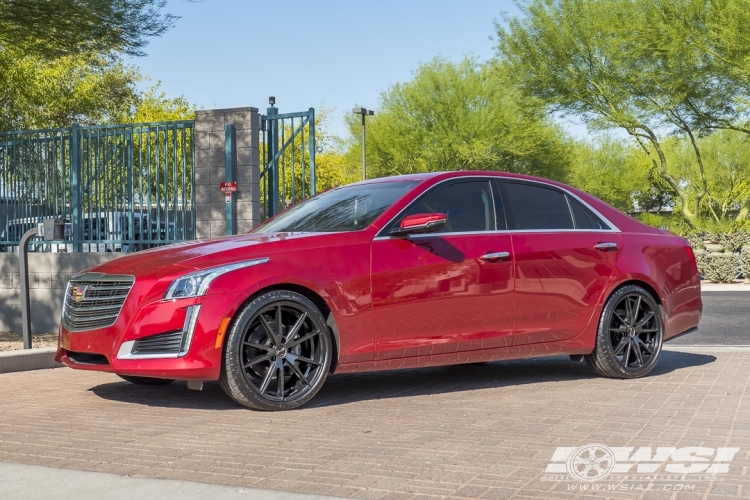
{"left": 345, "top": 57, "right": 572, "bottom": 180}
{"left": 697, "top": 252, "right": 741, "bottom": 283}
{"left": 0, "top": 0, "right": 177, "bottom": 58}
{"left": 0, "top": 49, "right": 141, "bottom": 130}
{"left": 717, "top": 233, "right": 750, "bottom": 253}
{"left": 663, "top": 131, "right": 750, "bottom": 227}
{"left": 741, "top": 245, "right": 750, "bottom": 280}
{"left": 0, "top": 48, "right": 194, "bottom": 131}
{"left": 131, "top": 85, "right": 195, "bottom": 122}
{"left": 567, "top": 136, "right": 650, "bottom": 212}
{"left": 495, "top": 0, "right": 750, "bottom": 229}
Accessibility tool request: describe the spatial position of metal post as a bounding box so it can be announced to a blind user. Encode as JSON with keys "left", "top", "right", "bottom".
{"left": 225, "top": 124, "right": 236, "bottom": 235}
{"left": 361, "top": 114, "right": 366, "bottom": 181}
{"left": 70, "top": 124, "right": 82, "bottom": 252}
{"left": 19, "top": 226, "right": 38, "bottom": 349}
{"left": 266, "top": 103, "right": 279, "bottom": 217}
{"left": 308, "top": 108, "right": 316, "bottom": 196}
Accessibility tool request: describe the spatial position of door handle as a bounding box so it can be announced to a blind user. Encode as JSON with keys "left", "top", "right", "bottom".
{"left": 480, "top": 251, "right": 511, "bottom": 261}
{"left": 594, "top": 242, "right": 619, "bottom": 251}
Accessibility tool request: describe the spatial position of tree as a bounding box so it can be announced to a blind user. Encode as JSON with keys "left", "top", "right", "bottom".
{"left": 0, "top": 49, "right": 141, "bottom": 130}
{"left": 639, "top": 0, "right": 750, "bottom": 136}
{"left": 496, "top": 0, "right": 750, "bottom": 228}
{"left": 345, "top": 57, "right": 572, "bottom": 181}
{"left": 567, "top": 135, "right": 651, "bottom": 213}
{"left": 0, "top": 0, "right": 177, "bottom": 58}
{"left": 0, "top": 47, "right": 195, "bottom": 131}
{"left": 131, "top": 85, "right": 195, "bottom": 123}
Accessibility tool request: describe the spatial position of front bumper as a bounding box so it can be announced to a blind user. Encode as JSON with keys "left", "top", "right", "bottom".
{"left": 56, "top": 291, "right": 240, "bottom": 380}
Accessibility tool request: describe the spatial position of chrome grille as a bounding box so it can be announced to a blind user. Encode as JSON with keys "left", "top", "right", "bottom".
{"left": 62, "top": 273, "right": 134, "bottom": 331}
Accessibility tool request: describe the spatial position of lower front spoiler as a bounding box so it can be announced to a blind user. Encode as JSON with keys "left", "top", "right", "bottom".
{"left": 57, "top": 348, "right": 219, "bottom": 380}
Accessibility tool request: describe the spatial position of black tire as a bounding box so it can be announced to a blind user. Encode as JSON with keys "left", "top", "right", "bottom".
{"left": 220, "top": 290, "right": 333, "bottom": 411}
{"left": 118, "top": 375, "right": 175, "bottom": 386}
{"left": 584, "top": 285, "right": 664, "bottom": 379}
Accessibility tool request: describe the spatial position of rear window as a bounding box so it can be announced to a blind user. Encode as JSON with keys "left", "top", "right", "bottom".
{"left": 568, "top": 196, "right": 607, "bottom": 230}
{"left": 504, "top": 182, "right": 574, "bottom": 230}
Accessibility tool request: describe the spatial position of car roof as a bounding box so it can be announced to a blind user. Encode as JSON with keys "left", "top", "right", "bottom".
{"left": 350, "top": 171, "right": 572, "bottom": 188}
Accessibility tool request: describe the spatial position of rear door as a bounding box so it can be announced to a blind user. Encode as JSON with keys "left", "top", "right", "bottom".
{"left": 371, "top": 179, "right": 515, "bottom": 360}
{"left": 500, "top": 180, "right": 622, "bottom": 345}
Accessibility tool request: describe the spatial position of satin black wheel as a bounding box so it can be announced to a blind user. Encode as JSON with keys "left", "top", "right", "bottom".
{"left": 585, "top": 285, "right": 663, "bottom": 379}
{"left": 220, "top": 290, "right": 332, "bottom": 411}
{"left": 118, "top": 375, "right": 174, "bottom": 386}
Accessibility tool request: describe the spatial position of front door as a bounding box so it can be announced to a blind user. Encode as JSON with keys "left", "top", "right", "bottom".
{"left": 371, "top": 179, "right": 515, "bottom": 360}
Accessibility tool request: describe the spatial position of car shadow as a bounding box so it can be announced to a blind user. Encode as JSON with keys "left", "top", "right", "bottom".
{"left": 89, "top": 350, "right": 716, "bottom": 410}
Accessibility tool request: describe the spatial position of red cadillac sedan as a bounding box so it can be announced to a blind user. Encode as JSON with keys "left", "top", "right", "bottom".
{"left": 57, "top": 172, "right": 702, "bottom": 410}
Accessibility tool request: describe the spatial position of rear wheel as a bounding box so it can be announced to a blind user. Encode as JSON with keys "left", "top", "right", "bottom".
{"left": 585, "top": 285, "right": 664, "bottom": 379}
{"left": 118, "top": 375, "right": 174, "bottom": 386}
{"left": 220, "top": 290, "right": 332, "bottom": 411}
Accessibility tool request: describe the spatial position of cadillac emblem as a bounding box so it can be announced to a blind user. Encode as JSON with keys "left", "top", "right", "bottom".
{"left": 72, "top": 285, "right": 88, "bottom": 302}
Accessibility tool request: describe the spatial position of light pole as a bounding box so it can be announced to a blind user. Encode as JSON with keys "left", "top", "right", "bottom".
{"left": 352, "top": 107, "right": 374, "bottom": 181}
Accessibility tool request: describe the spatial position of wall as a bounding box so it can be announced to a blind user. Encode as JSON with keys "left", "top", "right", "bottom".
{"left": 0, "top": 252, "right": 120, "bottom": 333}
{"left": 194, "top": 107, "right": 261, "bottom": 238}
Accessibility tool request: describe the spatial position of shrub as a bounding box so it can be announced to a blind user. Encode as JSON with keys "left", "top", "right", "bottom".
{"left": 684, "top": 233, "right": 704, "bottom": 250}
{"left": 700, "top": 252, "right": 741, "bottom": 283}
{"left": 741, "top": 245, "right": 750, "bottom": 281}
{"left": 694, "top": 250, "right": 709, "bottom": 276}
{"left": 717, "top": 233, "right": 750, "bottom": 253}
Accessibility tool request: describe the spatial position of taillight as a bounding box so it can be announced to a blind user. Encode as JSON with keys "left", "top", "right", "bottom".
{"left": 685, "top": 245, "right": 699, "bottom": 274}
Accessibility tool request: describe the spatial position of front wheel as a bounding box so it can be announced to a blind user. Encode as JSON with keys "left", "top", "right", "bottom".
{"left": 220, "top": 290, "right": 332, "bottom": 411}
{"left": 585, "top": 285, "right": 664, "bottom": 379}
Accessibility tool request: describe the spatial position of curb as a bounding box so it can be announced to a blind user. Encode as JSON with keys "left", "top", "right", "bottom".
{"left": 701, "top": 284, "right": 750, "bottom": 291}
{"left": 0, "top": 348, "right": 62, "bottom": 374}
{"left": 663, "top": 345, "right": 750, "bottom": 353}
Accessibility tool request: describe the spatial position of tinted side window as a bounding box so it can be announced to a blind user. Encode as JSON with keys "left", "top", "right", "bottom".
{"left": 568, "top": 196, "right": 607, "bottom": 230}
{"left": 398, "top": 181, "right": 496, "bottom": 233}
{"left": 504, "top": 182, "right": 573, "bottom": 230}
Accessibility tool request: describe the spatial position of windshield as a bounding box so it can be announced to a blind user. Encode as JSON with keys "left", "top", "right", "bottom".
{"left": 254, "top": 180, "right": 419, "bottom": 233}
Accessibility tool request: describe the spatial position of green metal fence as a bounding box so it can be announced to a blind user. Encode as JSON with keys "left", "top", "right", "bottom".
{"left": 0, "top": 121, "right": 195, "bottom": 252}
{"left": 260, "top": 106, "right": 316, "bottom": 219}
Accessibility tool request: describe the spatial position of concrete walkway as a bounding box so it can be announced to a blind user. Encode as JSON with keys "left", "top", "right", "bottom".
{"left": 0, "top": 461, "right": 341, "bottom": 500}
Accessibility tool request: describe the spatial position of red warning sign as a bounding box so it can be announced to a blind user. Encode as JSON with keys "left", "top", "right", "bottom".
{"left": 220, "top": 181, "right": 237, "bottom": 193}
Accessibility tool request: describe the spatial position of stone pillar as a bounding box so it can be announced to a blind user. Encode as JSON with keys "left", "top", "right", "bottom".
{"left": 194, "top": 107, "right": 261, "bottom": 239}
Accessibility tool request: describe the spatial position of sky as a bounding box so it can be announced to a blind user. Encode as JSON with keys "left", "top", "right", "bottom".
{"left": 127, "top": 0, "right": 588, "bottom": 140}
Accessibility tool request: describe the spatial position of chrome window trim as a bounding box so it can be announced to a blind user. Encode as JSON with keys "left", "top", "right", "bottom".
{"left": 375, "top": 175, "right": 620, "bottom": 238}
{"left": 372, "top": 228, "right": 616, "bottom": 241}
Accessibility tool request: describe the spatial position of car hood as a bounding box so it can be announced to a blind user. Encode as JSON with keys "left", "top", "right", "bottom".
{"left": 93, "top": 232, "right": 327, "bottom": 277}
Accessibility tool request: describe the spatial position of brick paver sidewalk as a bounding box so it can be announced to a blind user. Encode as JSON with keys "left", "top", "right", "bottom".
{"left": 0, "top": 349, "right": 747, "bottom": 499}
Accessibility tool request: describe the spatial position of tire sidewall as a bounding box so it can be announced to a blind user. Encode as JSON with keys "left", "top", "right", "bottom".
{"left": 221, "top": 290, "right": 332, "bottom": 410}
{"left": 596, "top": 285, "right": 664, "bottom": 379}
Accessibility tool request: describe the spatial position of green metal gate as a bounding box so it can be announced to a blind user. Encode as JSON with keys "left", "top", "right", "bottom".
{"left": 260, "top": 103, "right": 316, "bottom": 219}
{"left": 0, "top": 121, "right": 195, "bottom": 252}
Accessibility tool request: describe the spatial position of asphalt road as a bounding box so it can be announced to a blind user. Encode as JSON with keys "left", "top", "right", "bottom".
{"left": 668, "top": 291, "right": 750, "bottom": 345}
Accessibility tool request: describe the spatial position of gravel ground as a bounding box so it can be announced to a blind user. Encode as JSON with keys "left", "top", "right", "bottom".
{"left": 0, "top": 332, "right": 58, "bottom": 352}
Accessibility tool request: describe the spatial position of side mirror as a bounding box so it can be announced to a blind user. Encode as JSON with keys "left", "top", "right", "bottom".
{"left": 392, "top": 213, "right": 447, "bottom": 236}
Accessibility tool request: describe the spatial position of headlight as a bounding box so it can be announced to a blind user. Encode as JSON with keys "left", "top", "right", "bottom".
{"left": 163, "top": 258, "right": 269, "bottom": 300}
